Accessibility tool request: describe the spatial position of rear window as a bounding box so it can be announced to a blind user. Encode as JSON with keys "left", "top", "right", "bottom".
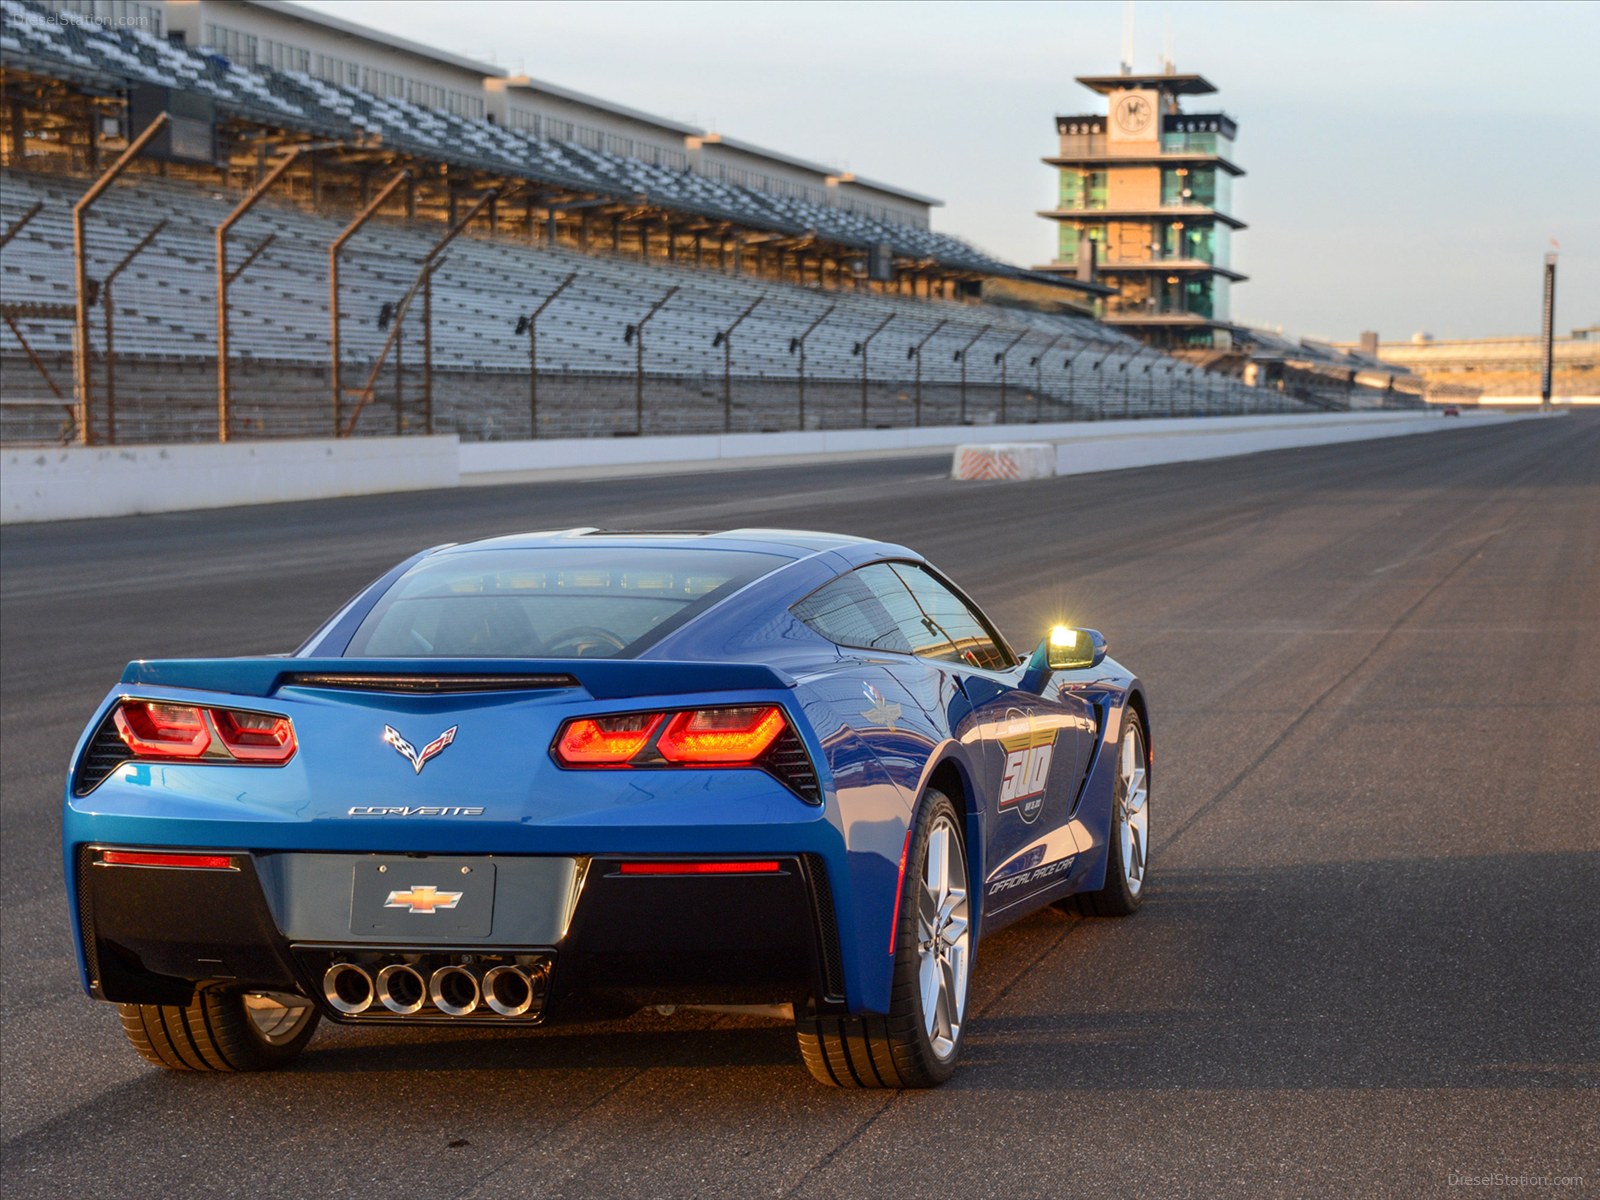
{"left": 345, "top": 548, "right": 785, "bottom": 659}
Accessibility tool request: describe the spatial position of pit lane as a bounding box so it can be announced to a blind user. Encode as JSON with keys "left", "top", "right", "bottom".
{"left": 2, "top": 415, "right": 1595, "bottom": 1197}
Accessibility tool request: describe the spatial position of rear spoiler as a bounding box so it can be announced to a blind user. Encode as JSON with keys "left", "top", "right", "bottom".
{"left": 119, "top": 657, "right": 795, "bottom": 701}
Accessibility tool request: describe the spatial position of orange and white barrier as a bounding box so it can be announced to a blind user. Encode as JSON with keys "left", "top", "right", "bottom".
{"left": 951, "top": 443, "right": 1055, "bottom": 481}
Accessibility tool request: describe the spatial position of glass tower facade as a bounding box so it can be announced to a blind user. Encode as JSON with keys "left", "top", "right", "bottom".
{"left": 1037, "top": 72, "right": 1245, "bottom": 349}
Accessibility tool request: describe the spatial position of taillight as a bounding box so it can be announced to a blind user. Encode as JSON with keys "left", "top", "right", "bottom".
{"left": 657, "top": 706, "right": 786, "bottom": 763}
{"left": 211, "top": 708, "right": 297, "bottom": 763}
{"left": 109, "top": 699, "right": 296, "bottom": 765}
{"left": 551, "top": 706, "right": 816, "bottom": 801}
{"left": 556, "top": 713, "right": 665, "bottom": 764}
{"left": 113, "top": 701, "right": 210, "bottom": 759}
{"left": 554, "top": 706, "right": 791, "bottom": 768}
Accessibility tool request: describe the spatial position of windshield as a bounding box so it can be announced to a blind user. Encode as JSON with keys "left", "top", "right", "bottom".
{"left": 345, "top": 547, "right": 787, "bottom": 659}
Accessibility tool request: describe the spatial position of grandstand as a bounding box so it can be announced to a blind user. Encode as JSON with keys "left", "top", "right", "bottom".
{"left": 0, "top": 0, "right": 1401, "bottom": 445}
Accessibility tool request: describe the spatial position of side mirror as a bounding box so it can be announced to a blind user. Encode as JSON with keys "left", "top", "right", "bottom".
{"left": 1020, "top": 626, "right": 1107, "bottom": 693}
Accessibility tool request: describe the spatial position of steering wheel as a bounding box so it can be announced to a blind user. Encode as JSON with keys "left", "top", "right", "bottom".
{"left": 542, "top": 625, "right": 627, "bottom": 657}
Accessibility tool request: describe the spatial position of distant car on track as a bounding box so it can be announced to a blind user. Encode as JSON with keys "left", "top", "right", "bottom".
{"left": 1443, "top": 405, "right": 1461, "bottom": 416}
{"left": 63, "top": 529, "right": 1151, "bottom": 1087}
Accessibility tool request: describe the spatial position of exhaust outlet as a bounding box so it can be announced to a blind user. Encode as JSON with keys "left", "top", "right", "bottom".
{"left": 323, "top": 962, "right": 374, "bottom": 1014}
{"left": 429, "top": 965, "right": 480, "bottom": 1016}
{"left": 376, "top": 963, "right": 427, "bottom": 1015}
{"left": 483, "top": 965, "right": 535, "bottom": 1017}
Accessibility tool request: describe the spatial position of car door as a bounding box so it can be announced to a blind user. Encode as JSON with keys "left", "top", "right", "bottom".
{"left": 848, "top": 563, "right": 1095, "bottom": 902}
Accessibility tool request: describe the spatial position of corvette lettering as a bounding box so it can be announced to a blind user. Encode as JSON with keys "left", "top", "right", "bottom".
{"left": 348, "top": 806, "right": 485, "bottom": 817}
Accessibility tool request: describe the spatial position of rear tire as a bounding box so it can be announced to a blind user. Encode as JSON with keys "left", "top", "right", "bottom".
{"left": 118, "top": 986, "right": 319, "bottom": 1072}
{"left": 797, "top": 789, "right": 971, "bottom": 1088}
{"left": 1068, "top": 709, "right": 1149, "bottom": 917}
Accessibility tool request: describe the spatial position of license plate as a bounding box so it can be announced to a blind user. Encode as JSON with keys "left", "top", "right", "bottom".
{"left": 350, "top": 858, "right": 496, "bottom": 938}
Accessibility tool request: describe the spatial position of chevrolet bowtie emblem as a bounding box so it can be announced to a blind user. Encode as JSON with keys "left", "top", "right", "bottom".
{"left": 384, "top": 885, "right": 463, "bottom": 914}
{"left": 383, "top": 724, "right": 457, "bottom": 774}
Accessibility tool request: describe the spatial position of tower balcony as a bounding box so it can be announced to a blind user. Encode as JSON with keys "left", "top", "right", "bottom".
{"left": 1038, "top": 205, "right": 1247, "bottom": 231}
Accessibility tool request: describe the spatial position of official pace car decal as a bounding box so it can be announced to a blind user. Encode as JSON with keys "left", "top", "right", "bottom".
{"left": 383, "top": 723, "right": 458, "bottom": 774}
{"left": 997, "top": 711, "right": 1058, "bottom": 824}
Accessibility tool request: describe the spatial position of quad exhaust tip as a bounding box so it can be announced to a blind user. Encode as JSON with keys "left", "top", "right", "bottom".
{"left": 376, "top": 963, "right": 427, "bottom": 1015}
{"left": 483, "top": 965, "right": 535, "bottom": 1017}
{"left": 323, "top": 962, "right": 374, "bottom": 1014}
{"left": 429, "top": 965, "right": 481, "bottom": 1016}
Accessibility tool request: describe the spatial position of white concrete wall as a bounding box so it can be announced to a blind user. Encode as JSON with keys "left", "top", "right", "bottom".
{"left": 2, "top": 436, "right": 459, "bottom": 524}
{"left": 3, "top": 412, "right": 1558, "bottom": 524}
{"left": 460, "top": 411, "right": 1552, "bottom": 480}
{"left": 1050, "top": 411, "right": 1544, "bottom": 476}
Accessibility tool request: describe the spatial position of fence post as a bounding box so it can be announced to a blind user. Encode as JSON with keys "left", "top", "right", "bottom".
{"left": 908, "top": 318, "right": 947, "bottom": 427}
{"left": 216, "top": 149, "right": 299, "bottom": 443}
{"left": 953, "top": 324, "right": 991, "bottom": 423}
{"left": 101, "top": 219, "right": 166, "bottom": 445}
{"left": 853, "top": 313, "right": 896, "bottom": 428}
{"left": 993, "top": 329, "right": 1027, "bottom": 424}
{"left": 789, "top": 305, "right": 834, "bottom": 431}
{"left": 72, "top": 112, "right": 168, "bottom": 445}
{"left": 625, "top": 286, "right": 679, "bottom": 435}
{"left": 330, "top": 169, "right": 410, "bottom": 436}
{"left": 517, "top": 271, "right": 578, "bottom": 439}
{"left": 713, "top": 295, "right": 763, "bottom": 433}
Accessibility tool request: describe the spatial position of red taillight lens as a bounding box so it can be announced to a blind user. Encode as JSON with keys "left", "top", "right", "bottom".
{"left": 113, "top": 701, "right": 211, "bottom": 759}
{"left": 212, "top": 709, "right": 297, "bottom": 763}
{"left": 556, "top": 712, "right": 665, "bottom": 765}
{"left": 108, "top": 700, "right": 296, "bottom": 765}
{"left": 99, "top": 849, "right": 235, "bottom": 870}
{"left": 657, "top": 705, "right": 786, "bottom": 764}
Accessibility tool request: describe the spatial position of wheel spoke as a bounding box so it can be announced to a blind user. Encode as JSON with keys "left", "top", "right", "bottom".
{"left": 1126, "top": 766, "right": 1147, "bottom": 813}
{"left": 936, "top": 957, "right": 958, "bottom": 1038}
{"left": 919, "top": 950, "right": 942, "bottom": 1036}
{"left": 925, "top": 827, "right": 949, "bottom": 901}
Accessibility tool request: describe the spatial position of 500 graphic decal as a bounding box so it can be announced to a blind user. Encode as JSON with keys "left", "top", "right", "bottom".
{"left": 997, "top": 713, "right": 1058, "bottom": 824}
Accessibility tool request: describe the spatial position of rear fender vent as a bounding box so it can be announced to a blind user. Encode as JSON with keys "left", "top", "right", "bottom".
{"left": 282, "top": 673, "right": 578, "bottom": 694}
{"left": 763, "top": 726, "right": 822, "bottom": 804}
{"left": 801, "top": 854, "right": 845, "bottom": 1002}
{"left": 74, "top": 714, "right": 129, "bottom": 796}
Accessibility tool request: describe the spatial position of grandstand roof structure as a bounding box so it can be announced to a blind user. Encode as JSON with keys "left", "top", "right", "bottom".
{"left": 0, "top": 0, "right": 1097, "bottom": 294}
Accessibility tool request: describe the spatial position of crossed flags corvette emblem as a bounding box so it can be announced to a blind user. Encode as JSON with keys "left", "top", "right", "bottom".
{"left": 382, "top": 724, "right": 457, "bottom": 774}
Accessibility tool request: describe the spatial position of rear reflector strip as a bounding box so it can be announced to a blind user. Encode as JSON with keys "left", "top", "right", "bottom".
{"left": 616, "top": 861, "right": 782, "bottom": 876}
{"left": 98, "top": 850, "right": 236, "bottom": 870}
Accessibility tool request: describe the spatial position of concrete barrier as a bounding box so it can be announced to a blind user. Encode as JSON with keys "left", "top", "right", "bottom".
{"left": 1050, "top": 410, "right": 1544, "bottom": 477}
{"left": 952, "top": 443, "right": 1055, "bottom": 481}
{"left": 2, "top": 435, "right": 459, "bottom": 524}
{"left": 2, "top": 411, "right": 1558, "bottom": 524}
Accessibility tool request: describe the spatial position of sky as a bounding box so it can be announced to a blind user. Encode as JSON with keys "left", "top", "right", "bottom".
{"left": 298, "top": 0, "right": 1599, "bottom": 343}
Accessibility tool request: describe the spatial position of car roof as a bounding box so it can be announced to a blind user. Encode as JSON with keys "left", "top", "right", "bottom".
{"left": 435, "top": 528, "right": 884, "bottom": 557}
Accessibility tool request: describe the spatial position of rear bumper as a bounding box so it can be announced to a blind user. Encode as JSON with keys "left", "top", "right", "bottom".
{"left": 73, "top": 846, "right": 846, "bottom": 1019}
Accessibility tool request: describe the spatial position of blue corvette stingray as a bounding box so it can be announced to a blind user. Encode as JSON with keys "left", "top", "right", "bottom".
{"left": 64, "top": 529, "right": 1151, "bottom": 1087}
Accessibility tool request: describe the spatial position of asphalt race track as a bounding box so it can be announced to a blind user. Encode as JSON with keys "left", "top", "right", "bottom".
{"left": 2, "top": 415, "right": 1596, "bottom": 1198}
